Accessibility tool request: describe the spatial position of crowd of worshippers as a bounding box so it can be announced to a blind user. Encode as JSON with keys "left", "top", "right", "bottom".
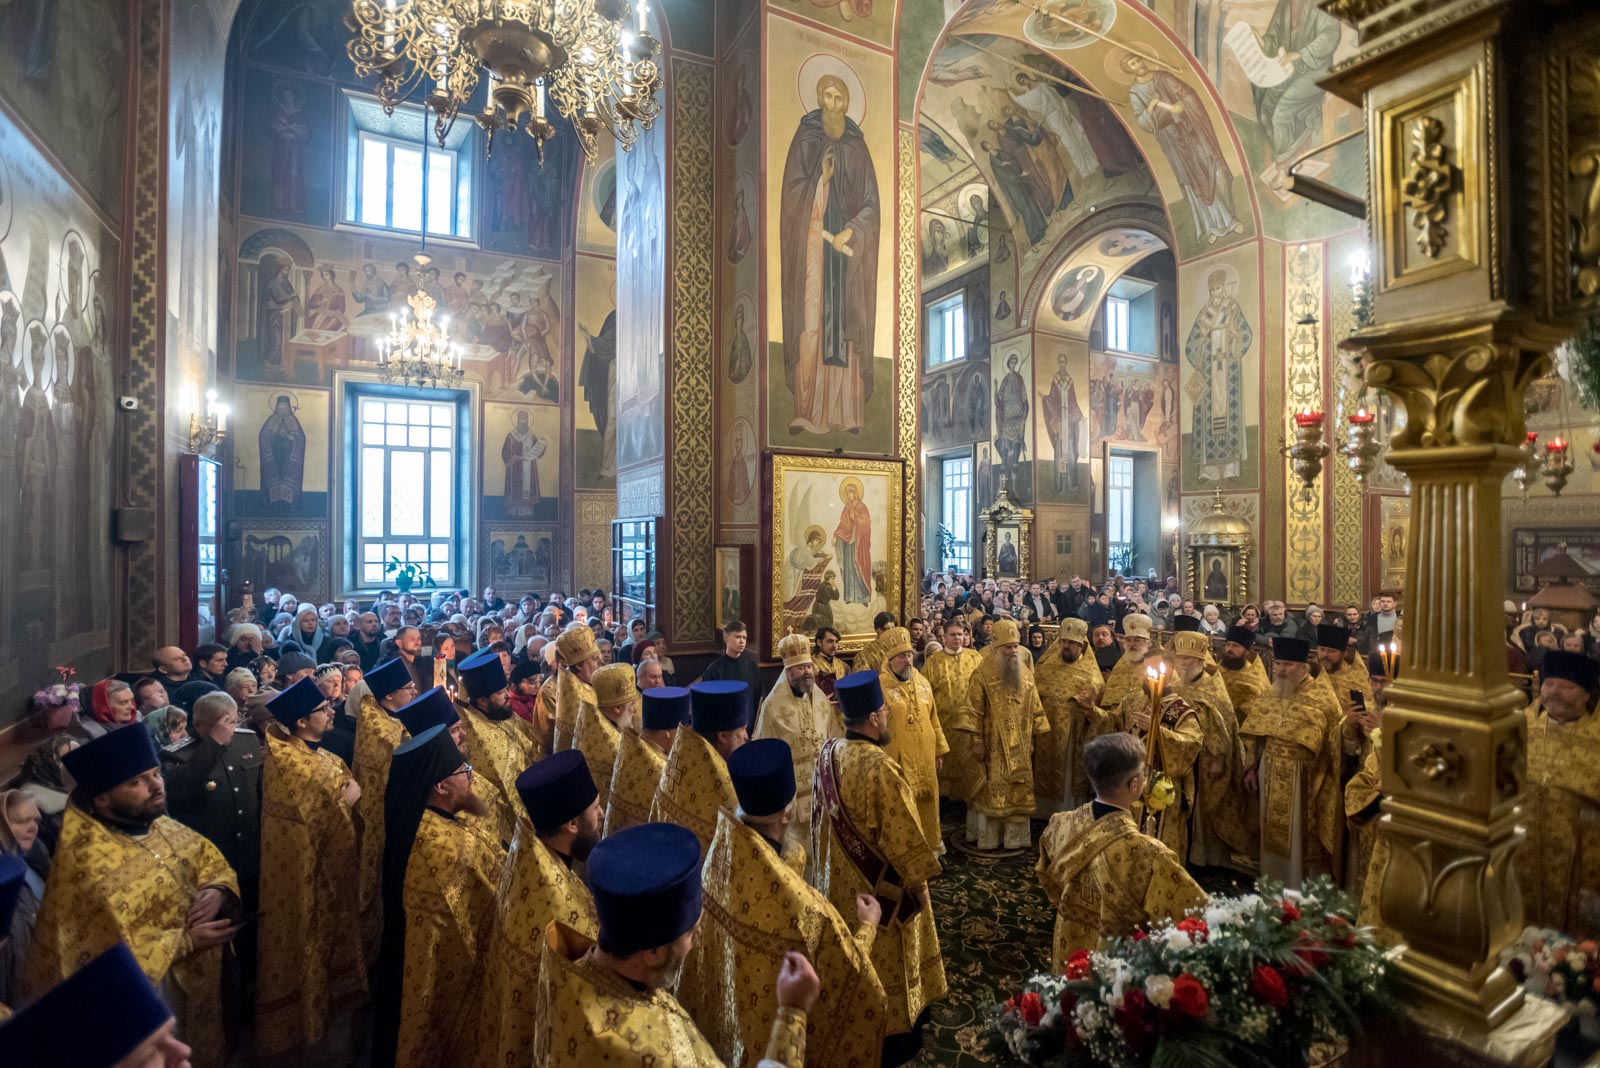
{"left": 2, "top": 572, "right": 1597, "bottom": 1067}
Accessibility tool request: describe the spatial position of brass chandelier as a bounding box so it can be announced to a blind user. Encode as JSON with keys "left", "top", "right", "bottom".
{"left": 345, "top": 0, "right": 663, "bottom": 163}
{"left": 379, "top": 252, "right": 466, "bottom": 390}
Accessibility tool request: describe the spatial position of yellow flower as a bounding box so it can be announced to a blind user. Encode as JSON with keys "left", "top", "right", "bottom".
{"left": 1145, "top": 773, "right": 1177, "bottom": 813}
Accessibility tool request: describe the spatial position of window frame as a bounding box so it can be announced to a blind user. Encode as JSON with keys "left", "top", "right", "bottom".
{"left": 1106, "top": 452, "right": 1135, "bottom": 565}
{"left": 924, "top": 291, "right": 968, "bottom": 371}
{"left": 937, "top": 452, "right": 974, "bottom": 573}
{"left": 340, "top": 90, "right": 477, "bottom": 243}
{"left": 1104, "top": 295, "right": 1131, "bottom": 353}
{"left": 338, "top": 379, "right": 474, "bottom": 596}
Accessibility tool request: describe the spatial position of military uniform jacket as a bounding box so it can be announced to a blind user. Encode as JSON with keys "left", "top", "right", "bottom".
{"left": 161, "top": 729, "right": 264, "bottom": 890}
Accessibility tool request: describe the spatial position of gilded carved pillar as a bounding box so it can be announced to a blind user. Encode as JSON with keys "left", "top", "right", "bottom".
{"left": 1322, "top": 0, "right": 1600, "bottom": 1057}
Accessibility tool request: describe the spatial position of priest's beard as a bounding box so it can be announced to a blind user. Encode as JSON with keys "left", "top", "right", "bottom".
{"left": 570, "top": 826, "right": 601, "bottom": 863}
{"left": 1060, "top": 644, "right": 1082, "bottom": 663}
{"left": 789, "top": 675, "right": 814, "bottom": 699}
{"left": 1272, "top": 676, "right": 1298, "bottom": 699}
{"left": 1220, "top": 652, "right": 1246, "bottom": 671}
{"left": 657, "top": 939, "right": 692, "bottom": 992}
{"left": 1178, "top": 664, "right": 1204, "bottom": 686}
{"left": 893, "top": 666, "right": 912, "bottom": 682}
{"left": 1000, "top": 655, "right": 1024, "bottom": 692}
{"left": 460, "top": 791, "right": 490, "bottom": 820}
{"left": 822, "top": 106, "right": 846, "bottom": 141}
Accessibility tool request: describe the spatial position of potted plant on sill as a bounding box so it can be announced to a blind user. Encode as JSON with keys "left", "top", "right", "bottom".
{"left": 384, "top": 557, "right": 438, "bottom": 595}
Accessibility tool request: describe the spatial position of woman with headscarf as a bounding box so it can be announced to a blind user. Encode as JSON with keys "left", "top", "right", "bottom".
{"left": 0, "top": 787, "right": 50, "bottom": 1006}
{"left": 1027, "top": 625, "right": 1049, "bottom": 662}
{"left": 1199, "top": 604, "right": 1228, "bottom": 638}
{"left": 1, "top": 736, "right": 79, "bottom": 853}
{"left": 278, "top": 605, "right": 330, "bottom": 660}
{"left": 226, "top": 667, "right": 260, "bottom": 706}
{"left": 1299, "top": 604, "right": 1325, "bottom": 644}
{"left": 81, "top": 678, "right": 141, "bottom": 739}
{"left": 144, "top": 706, "right": 190, "bottom": 749}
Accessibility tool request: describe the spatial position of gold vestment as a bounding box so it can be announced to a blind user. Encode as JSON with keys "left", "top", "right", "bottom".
{"left": 1343, "top": 737, "right": 1389, "bottom": 933}
{"left": 1326, "top": 660, "right": 1375, "bottom": 717}
{"left": 457, "top": 701, "right": 537, "bottom": 821}
{"left": 1089, "top": 690, "right": 1205, "bottom": 861}
{"left": 1100, "top": 653, "right": 1147, "bottom": 711}
{"left": 396, "top": 808, "right": 506, "bottom": 1068}
{"left": 1031, "top": 643, "right": 1104, "bottom": 811}
{"left": 23, "top": 805, "right": 239, "bottom": 1067}
{"left": 474, "top": 819, "right": 597, "bottom": 1068}
{"left": 755, "top": 677, "right": 843, "bottom": 851}
{"left": 1519, "top": 700, "right": 1600, "bottom": 937}
{"left": 649, "top": 726, "right": 738, "bottom": 852}
{"left": 812, "top": 737, "right": 946, "bottom": 1036}
{"left": 573, "top": 703, "right": 623, "bottom": 814}
{"left": 256, "top": 724, "right": 367, "bottom": 1056}
{"left": 1221, "top": 657, "right": 1270, "bottom": 721}
{"left": 535, "top": 923, "right": 808, "bottom": 1067}
{"left": 921, "top": 646, "right": 982, "bottom": 801}
{"left": 353, "top": 693, "right": 405, "bottom": 960}
{"left": 1035, "top": 804, "right": 1206, "bottom": 972}
{"left": 535, "top": 674, "right": 559, "bottom": 756}
{"left": 605, "top": 729, "right": 668, "bottom": 837}
{"left": 855, "top": 636, "right": 888, "bottom": 676}
{"left": 813, "top": 652, "right": 843, "bottom": 698}
{"left": 879, "top": 667, "right": 949, "bottom": 853}
{"left": 694, "top": 810, "right": 887, "bottom": 1067}
{"left": 958, "top": 658, "right": 1049, "bottom": 819}
{"left": 1237, "top": 678, "right": 1341, "bottom": 887}
{"left": 1169, "top": 668, "right": 1254, "bottom": 865}
{"left": 552, "top": 669, "right": 598, "bottom": 754}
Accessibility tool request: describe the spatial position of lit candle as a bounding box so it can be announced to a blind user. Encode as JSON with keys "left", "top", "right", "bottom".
{"left": 1349, "top": 407, "right": 1374, "bottom": 425}
{"left": 215, "top": 403, "right": 229, "bottom": 432}
{"left": 637, "top": 0, "right": 649, "bottom": 32}
{"left": 1548, "top": 437, "right": 1569, "bottom": 454}
{"left": 534, "top": 79, "right": 546, "bottom": 121}
{"left": 1294, "top": 408, "right": 1324, "bottom": 427}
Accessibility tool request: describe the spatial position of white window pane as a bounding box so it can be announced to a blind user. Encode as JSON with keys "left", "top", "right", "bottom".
{"left": 408, "top": 427, "right": 430, "bottom": 447}
{"left": 392, "top": 146, "right": 423, "bottom": 231}
{"left": 361, "top": 447, "right": 386, "bottom": 537}
{"left": 386, "top": 425, "right": 407, "bottom": 446}
{"left": 409, "top": 404, "right": 430, "bottom": 425}
{"left": 384, "top": 402, "right": 407, "bottom": 423}
{"left": 364, "top": 563, "right": 386, "bottom": 584}
{"left": 389, "top": 451, "right": 425, "bottom": 535}
{"left": 364, "top": 543, "right": 383, "bottom": 562}
{"left": 431, "top": 543, "right": 450, "bottom": 562}
{"left": 360, "top": 138, "right": 389, "bottom": 227}
{"left": 427, "top": 152, "right": 453, "bottom": 235}
{"left": 430, "top": 450, "right": 452, "bottom": 535}
{"left": 362, "top": 423, "right": 384, "bottom": 445}
{"left": 408, "top": 543, "right": 429, "bottom": 562}
{"left": 430, "top": 427, "right": 451, "bottom": 449}
{"left": 454, "top": 166, "right": 472, "bottom": 238}
{"left": 431, "top": 406, "right": 451, "bottom": 426}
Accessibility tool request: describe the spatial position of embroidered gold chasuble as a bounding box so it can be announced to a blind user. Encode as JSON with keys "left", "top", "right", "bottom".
{"left": 1168, "top": 668, "right": 1254, "bottom": 866}
{"left": 694, "top": 810, "right": 887, "bottom": 1067}
{"left": 23, "top": 806, "right": 239, "bottom": 1066}
{"left": 1221, "top": 657, "right": 1269, "bottom": 721}
{"left": 395, "top": 808, "right": 506, "bottom": 1067}
{"left": 811, "top": 738, "right": 946, "bottom": 1036}
{"left": 1343, "top": 736, "right": 1389, "bottom": 934}
{"left": 474, "top": 819, "right": 597, "bottom": 1068}
{"left": 1035, "top": 804, "right": 1205, "bottom": 972}
{"left": 605, "top": 730, "right": 668, "bottom": 837}
{"left": 812, "top": 652, "right": 843, "bottom": 699}
{"left": 1099, "top": 653, "right": 1148, "bottom": 711}
{"left": 457, "top": 701, "right": 537, "bottom": 820}
{"left": 958, "top": 658, "right": 1049, "bottom": 818}
{"left": 755, "top": 678, "right": 843, "bottom": 851}
{"left": 552, "top": 669, "right": 599, "bottom": 754}
{"left": 1519, "top": 701, "right": 1600, "bottom": 937}
{"left": 1088, "top": 691, "right": 1205, "bottom": 862}
{"left": 650, "top": 727, "right": 738, "bottom": 852}
{"left": 535, "top": 924, "right": 809, "bottom": 1067}
{"left": 574, "top": 704, "right": 624, "bottom": 815}
{"left": 1032, "top": 644, "right": 1104, "bottom": 812}
{"left": 879, "top": 667, "right": 949, "bottom": 853}
{"left": 1237, "top": 678, "right": 1342, "bottom": 888}
{"left": 535, "top": 674, "right": 559, "bottom": 756}
{"left": 922, "top": 647, "right": 982, "bottom": 801}
{"left": 354, "top": 694, "right": 405, "bottom": 960}
{"left": 855, "top": 635, "right": 888, "bottom": 676}
{"left": 1326, "top": 661, "right": 1375, "bottom": 716}
{"left": 256, "top": 724, "right": 367, "bottom": 1056}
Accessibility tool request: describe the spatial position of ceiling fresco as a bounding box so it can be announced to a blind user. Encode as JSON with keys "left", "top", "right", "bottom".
{"left": 1033, "top": 225, "right": 1167, "bottom": 336}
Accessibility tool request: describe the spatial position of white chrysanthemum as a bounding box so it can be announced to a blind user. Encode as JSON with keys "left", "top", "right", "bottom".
{"left": 1144, "top": 974, "right": 1174, "bottom": 1008}
{"left": 1161, "top": 927, "right": 1193, "bottom": 951}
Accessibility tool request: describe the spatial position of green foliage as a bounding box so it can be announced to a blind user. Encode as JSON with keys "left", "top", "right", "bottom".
{"left": 1570, "top": 315, "right": 1600, "bottom": 411}
{"left": 936, "top": 523, "right": 957, "bottom": 568}
{"left": 383, "top": 556, "right": 438, "bottom": 592}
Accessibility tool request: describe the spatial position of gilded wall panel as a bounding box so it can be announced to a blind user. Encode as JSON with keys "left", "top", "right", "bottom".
{"left": 1285, "top": 241, "right": 1326, "bottom": 605}
{"left": 897, "top": 123, "right": 921, "bottom": 613}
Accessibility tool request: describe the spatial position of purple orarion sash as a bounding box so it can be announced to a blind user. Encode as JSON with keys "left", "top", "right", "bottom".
{"left": 814, "top": 738, "right": 924, "bottom": 927}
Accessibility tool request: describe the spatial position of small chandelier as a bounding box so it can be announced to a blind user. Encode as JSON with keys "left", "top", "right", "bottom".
{"left": 1512, "top": 431, "right": 1543, "bottom": 496}
{"left": 1541, "top": 437, "right": 1573, "bottom": 496}
{"left": 346, "top": 0, "right": 663, "bottom": 163}
{"left": 1282, "top": 408, "right": 1331, "bottom": 499}
{"left": 379, "top": 253, "right": 465, "bottom": 390}
{"left": 1340, "top": 405, "right": 1382, "bottom": 484}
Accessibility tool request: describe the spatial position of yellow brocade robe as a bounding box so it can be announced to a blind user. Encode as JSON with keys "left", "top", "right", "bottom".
{"left": 475, "top": 819, "right": 597, "bottom": 1068}
{"left": 1237, "top": 679, "right": 1341, "bottom": 888}
{"left": 354, "top": 694, "right": 406, "bottom": 961}
{"left": 922, "top": 647, "right": 982, "bottom": 801}
{"left": 1100, "top": 653, "right": 1147, "bottom": 711}
{"left": 855, "top": 636, "right": 887, "bottom": 676}
{"left": 755, "top": 678, "right": 843, "bottom": 852}
{"left": 458, "top": 701, "right": 537, "bottom": 821}
{"left": 535, "top": 923, "right": 809, "bottom": 1067}
{"left": 1222, "top": 658, "right": 1270, "bottom": 722}
{"left": 1326, "top": 661, "right": 1375, "bottom": 717}
{"left": 1519, "top": 701, "right": 1600, "bottom": 937}
{"left": 535, "top": 674, "right": 559, "bottom": 756}
{"left": 256, "top": 724, "right": 367, "bottom": 1056}
{"left": 574, "top": 703, "right": 624, "bottom": 814}
{"left": 650, "top": 726, "right": 738, "bottom": 852}
{"left": 1032, "top": 645, "right": 1104, "bottom": 811}
{"left": 397, "top": 808, "right": 506, "bottom": 1068}
{"left": 23, "top": 806, "right": 239, "bottom": 1067}
{"left": 696, "top": 810, "right": 887, "bottom": 1068}
{"left": 1035, "top": 804, "right": 1206, "bottom": 972}
{"left": 1089, "top": 690, "right": 1205, "bottom": 862}
{"left": 1170, "top": 669, "right": 1255, "bottom": 865}
{"left": 959, "top": 659, "right": 1049, "bottom": 819}
{"left": 1343, "top": 737, "right": 1389, "bottom": 933}
{"left": 813, "top": 652, "right": 843, "bottom": 696}
{"left": 553, "top": 669, "right": 599, "bottom": 754}
{"left": 606, "top": 729, "right": 668, "bottom": 837}
{"left": 879, "top": 667, "right": 949, "bottom": 853}
{"left": 812, "top": 738, "right": 946, "bottom": 1036}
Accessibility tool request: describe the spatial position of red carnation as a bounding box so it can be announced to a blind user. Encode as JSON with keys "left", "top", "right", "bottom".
{"left": 1251, "top": 964, "right": 1289, "bottom": 1007}
{"left": 1114, "top": 989, "right": 1156, "bottom": 1053}
{"left": 1292, "top": 930, "right": 1329, "bottom": 971}
{"left": 1326, "top": 914, "right": 1358, "bottom": 947}
{"left": 1280, "top": 899, "right": 1302, "bottom": 923}
{"left": 1065, "top": 949, "right": 1092, "bottom": 980}
{"left": 1176, "top": 915, "right": 1209, "bottom": 941}
{"left": 1133, "top": 929, "right": 1147, "bottom": 941}
{"left": 1019, "top": 991, "right": 1046, "bottom": 1027}
{"left": 1169, "top": 974, "right": 1209, "bottom": 1019}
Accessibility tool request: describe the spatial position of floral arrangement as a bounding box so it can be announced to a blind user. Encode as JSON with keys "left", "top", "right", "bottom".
{"left": 990, "top": 876, "right": 1395, "bottom": 1067}
{"left": 1503, "top": 927, "right": 1600, "bottom": 1038}
{"left": 31, "top": 666, "right": 84, "bottom": 714}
